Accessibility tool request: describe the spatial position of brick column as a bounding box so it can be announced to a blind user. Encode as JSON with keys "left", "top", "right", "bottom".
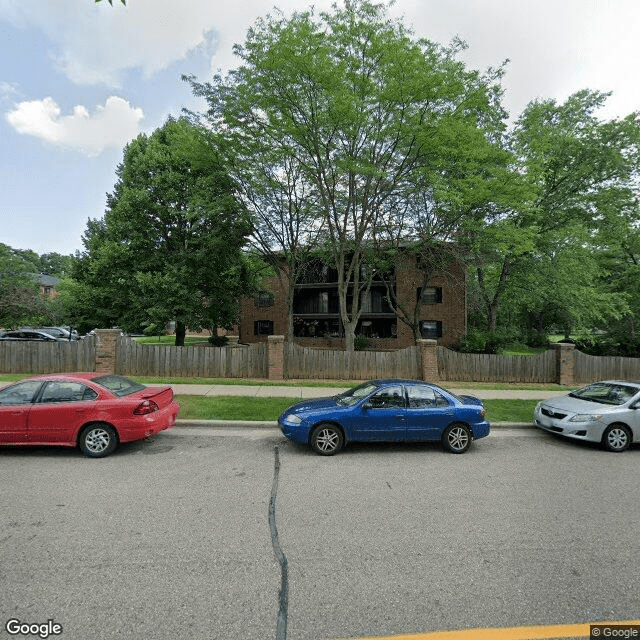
{"left": 551, "top": 342, "right": 575, "bottom": 386}
{"left": 267, "top": 335, "right": 285, "bottom": 380}
{"left": 417, "top": 339, "right": 439, "bottom": 382}
{"left": 93, "top": 329, "right": 121, "bottom": 374}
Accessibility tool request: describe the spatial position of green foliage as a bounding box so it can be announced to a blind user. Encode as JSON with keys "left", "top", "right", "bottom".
{"left": 72, "top": 117, "right": 260, "bottom": 345}
{"left": 186, "top": 0, "right": 512, "bottom": 351}
{"left": 0, "top": 243, "right": 53, "bottom": 328}
{"left": 208, "top": 335, "right": 229, "bottom": 346}
{"left": 354, "top": 335, "right": 369, "bottom": 351}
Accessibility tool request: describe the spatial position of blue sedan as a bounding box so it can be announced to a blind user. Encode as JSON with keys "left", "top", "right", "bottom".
{"left": 278, "top": 379, "right": 490, "bottom": 455}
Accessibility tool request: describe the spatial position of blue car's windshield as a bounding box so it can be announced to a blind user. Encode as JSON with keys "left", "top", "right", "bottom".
{"left": 336, "top": 382, "right": 378, "bottom": 406}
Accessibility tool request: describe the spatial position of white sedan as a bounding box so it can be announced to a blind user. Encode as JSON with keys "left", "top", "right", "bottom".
{"left": 534, "top": 380, "right": 640, "bottom": 451}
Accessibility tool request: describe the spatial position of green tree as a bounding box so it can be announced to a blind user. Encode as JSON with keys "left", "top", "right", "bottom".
{"left": 75, "top": 118, "right": 258, "bottom": 346}
{"left": 470, "top": 90, "right": 640, "bottom": 338}
{"left": 187, "top": 0, "right": 509, "bottom": 354}
{"left": 0, "top": 244, "right": 51, "bottom": 328}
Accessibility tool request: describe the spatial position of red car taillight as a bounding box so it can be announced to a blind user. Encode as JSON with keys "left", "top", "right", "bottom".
{"left": 134, "top": 400, "right": 159, "bottom": 415}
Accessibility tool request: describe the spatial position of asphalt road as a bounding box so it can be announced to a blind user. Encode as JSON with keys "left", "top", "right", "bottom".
{"left": 2, "top": 427, "right": 639, "bottom": 640}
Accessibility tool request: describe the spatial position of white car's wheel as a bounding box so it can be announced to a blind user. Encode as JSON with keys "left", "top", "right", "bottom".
{"left": 602, "top": 424, "right": 631, "bottom": 452}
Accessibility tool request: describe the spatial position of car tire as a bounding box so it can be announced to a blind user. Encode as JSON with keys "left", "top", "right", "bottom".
{"left": 602, "top": 423, "right": 631, "bottom": 452}
{"left": 442, "top": 422, "right": 472, "bottom": 454}
{"left": 79, "top": 423, "right": 118, "bottom": 458}
{"left": 310, "top": 423, "right": 344, "bottom": 456}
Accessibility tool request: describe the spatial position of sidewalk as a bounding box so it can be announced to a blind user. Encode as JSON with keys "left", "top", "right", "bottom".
{"left": 170, "top": 383, "right": 561, "bottom": 400}
{"left": 170, "top": 383, "right": 552, "bottom": 430}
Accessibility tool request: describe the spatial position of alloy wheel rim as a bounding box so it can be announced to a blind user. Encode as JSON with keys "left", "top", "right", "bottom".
{"left": 86, "top": 428, "right": 110, "bottom": 453}
{"left": 607, "top": 428, "right": 628, "bottom": 450}
{"left": 317, "top": 428, "right": 339, "bottom": 453}
{"left": 448, "top": 427, "right": 469, "bottom": 451}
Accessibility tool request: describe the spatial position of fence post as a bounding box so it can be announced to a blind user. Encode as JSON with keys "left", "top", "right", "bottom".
{"left": 93, "top": 329, "right": 121, "bottom": 374}
{"left": 267, "top": 335, "right": 285, "bottom": 380}
{"left": 417, "top": 339, "right": 439, "bottom": 382}
{"left": 551, "top": 343, "right": 575, "bottom": 386}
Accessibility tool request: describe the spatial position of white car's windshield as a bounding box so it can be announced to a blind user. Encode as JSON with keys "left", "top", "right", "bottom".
{"left": 569, "top": 382, "right": 640, "bottom": 406}
{"left": 336, "top": 382, "right": 378, "bottom": 406}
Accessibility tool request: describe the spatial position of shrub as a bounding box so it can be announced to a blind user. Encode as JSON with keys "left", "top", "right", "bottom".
{"left": 354, "top": 335, "right": 369, "bottom": 351}
{"left": 208, "top": 335, "right": 229, "bottom": 347}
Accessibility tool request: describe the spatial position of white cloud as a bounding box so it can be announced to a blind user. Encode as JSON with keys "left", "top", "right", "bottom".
{"left": 0, "top": 0, "right": 337, "bottom": 86}
{"left": 6, "top": 96, "right": 144, "bottom": 156}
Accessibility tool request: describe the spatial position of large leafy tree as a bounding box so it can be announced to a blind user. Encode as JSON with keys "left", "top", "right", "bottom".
{"left": 187, "top": 1, "right": 509, "bottom": 354}
{"left": 469, "top": 90, "right": 640, "bottom": 338}
{"left": 74, "top": 117, "right": 258, "bottom": 346}
{"left": 0, "top": 244, "right": 51, "bottom": 328}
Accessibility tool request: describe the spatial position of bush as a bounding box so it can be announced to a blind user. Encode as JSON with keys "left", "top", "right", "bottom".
{"left": 457, "top": 328, "right": 522, "bottom": 354}
{"left": 354, "top": 335, "right": 369, "bottom": 351}
{"left": 208, "top": 335, "right": 229, "bottom": 347}
{"left": 143, "top": 323, "right": 163, "bottom": 337}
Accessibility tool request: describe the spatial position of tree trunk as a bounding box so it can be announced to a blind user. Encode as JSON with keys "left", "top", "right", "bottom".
{"left": 174, "top": 320, "right": 186, "bottom": 347}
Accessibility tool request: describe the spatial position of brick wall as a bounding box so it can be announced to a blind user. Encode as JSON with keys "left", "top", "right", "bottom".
{"left": 239, "top": 255, "right": 467, "bottom": 349}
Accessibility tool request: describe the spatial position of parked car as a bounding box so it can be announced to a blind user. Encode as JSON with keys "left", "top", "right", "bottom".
{"left": 0, "top": 373, "right": 179, "bottom": 457}
{"left": 534, "top": 380, "right": 640, "bottom": 451}
{"left": 278, "top": 379, "right": 490, "bottom": 455}
{"left": 34, "top": 326, "right": 79, "bottom": 341}
{"left": 0, "top": 330, "right": 61, "bottom": 342}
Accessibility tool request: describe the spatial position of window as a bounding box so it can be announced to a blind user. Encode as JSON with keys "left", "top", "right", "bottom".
{"left": 39, "top": 382, "right": 97, "bottom": 403}
{"left": 407, "top": 385, "right": 450, "bottom": 409}
{"left": 255, "top": 293, "right": 275, "bottom": 308}
{"left": 0, "top": 380, "right": 43, "bottom": 405}
{"left": 368, "top": 385, "right": 405, "bottom": 409}
{"left": 420, "top": 321, "right": 443, "bottom": 339}
{"left": 254, "top": 320, "right": 274, "bottom": 336}
{"left": 419, "top": 287, "right": 443, "bottom": 304}
{"left": 357, "top": 318, "right": 397, "bottom": 339}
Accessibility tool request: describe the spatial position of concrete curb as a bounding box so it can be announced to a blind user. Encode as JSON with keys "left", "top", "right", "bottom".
{"left": 175, "top": 419, "right": 536, "bottom": 430}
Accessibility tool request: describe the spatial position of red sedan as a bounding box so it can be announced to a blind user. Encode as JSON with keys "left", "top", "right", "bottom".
{"left": 0, "top": 373, "right": 179, "bottom": 457}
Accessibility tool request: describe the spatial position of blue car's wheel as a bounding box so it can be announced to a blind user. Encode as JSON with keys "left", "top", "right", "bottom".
{"left": 442, "top": 422, "right": 471, "bottom": 454}
{"left": 310, "top": 423, "right": 344, "bottom": 456}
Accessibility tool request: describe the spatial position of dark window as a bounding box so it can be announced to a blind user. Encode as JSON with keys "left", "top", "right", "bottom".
{"left": 0, "top": 380, "right": 43, "bottom": 405}
{"left": 357, "top": 318, "right": 397, "bottom": 339}
{"left": 39, "top": 381, "right": 97, "bottom": 403}
{"left": 368, "top": 385, "right": 405, "bottom": 409}
{"left": 293, "top": 318, "right": 340, "bottom": 338}
{"left": 420, "top": 321, "right": 443, "bottom": 338}
{"left": 418, "top": 287, "right": 443, "bottom": 304}
{"left": 254, "top": 320, "right": 274, "bottom": 336}
{"left": 255, "top": 293, "right": 275, "bottom": 308}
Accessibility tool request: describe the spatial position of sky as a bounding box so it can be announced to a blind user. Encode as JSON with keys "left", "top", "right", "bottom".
{"left": 1, "top": 0, "right": 639, "bottom": 257}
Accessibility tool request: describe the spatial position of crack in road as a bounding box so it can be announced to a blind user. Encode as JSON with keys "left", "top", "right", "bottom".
{"left": 270, "top": 444, "right": 289, "bottom": 640}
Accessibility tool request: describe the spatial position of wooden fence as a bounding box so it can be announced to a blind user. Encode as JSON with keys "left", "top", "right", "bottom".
{"left": 285, "top": 343, "right": 420, "bottom": 380}
{"left": 0, "top": 337, "right": 96, "bottom": 374}
{"left": 116, "top": 338, "right": 268, "bottom": 378}
{"left": 575, "top": 350, "right": 640, "bottom": 384}
{"left": 437, "top": 347, "right": 557, "bottom": 383}
{"left": 2, "top": 337, "right": 640, "bottom": 384}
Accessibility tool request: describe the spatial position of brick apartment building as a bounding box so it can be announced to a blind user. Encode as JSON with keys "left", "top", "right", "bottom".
{"left": 237, "top": 255, "right": 467, "bottom": 349}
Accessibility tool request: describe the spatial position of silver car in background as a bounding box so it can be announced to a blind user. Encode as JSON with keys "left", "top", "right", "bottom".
{"left": 534, "top": 380, "right": 640, "bottom": 452}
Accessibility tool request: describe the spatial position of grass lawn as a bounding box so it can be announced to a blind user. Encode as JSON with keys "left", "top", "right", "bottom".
{"left": 132, "top": 335, "right": 210, "bottom": 346}
{"left": 174, "top": 395, "right": 538, "bottom": 423}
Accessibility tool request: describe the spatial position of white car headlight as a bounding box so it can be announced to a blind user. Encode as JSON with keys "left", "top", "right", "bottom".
{"left": 569, "top": 414, "right": 602, "bottom": 423}
{"left": 287, "top": 414, "right": 303, "bottom": 424}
